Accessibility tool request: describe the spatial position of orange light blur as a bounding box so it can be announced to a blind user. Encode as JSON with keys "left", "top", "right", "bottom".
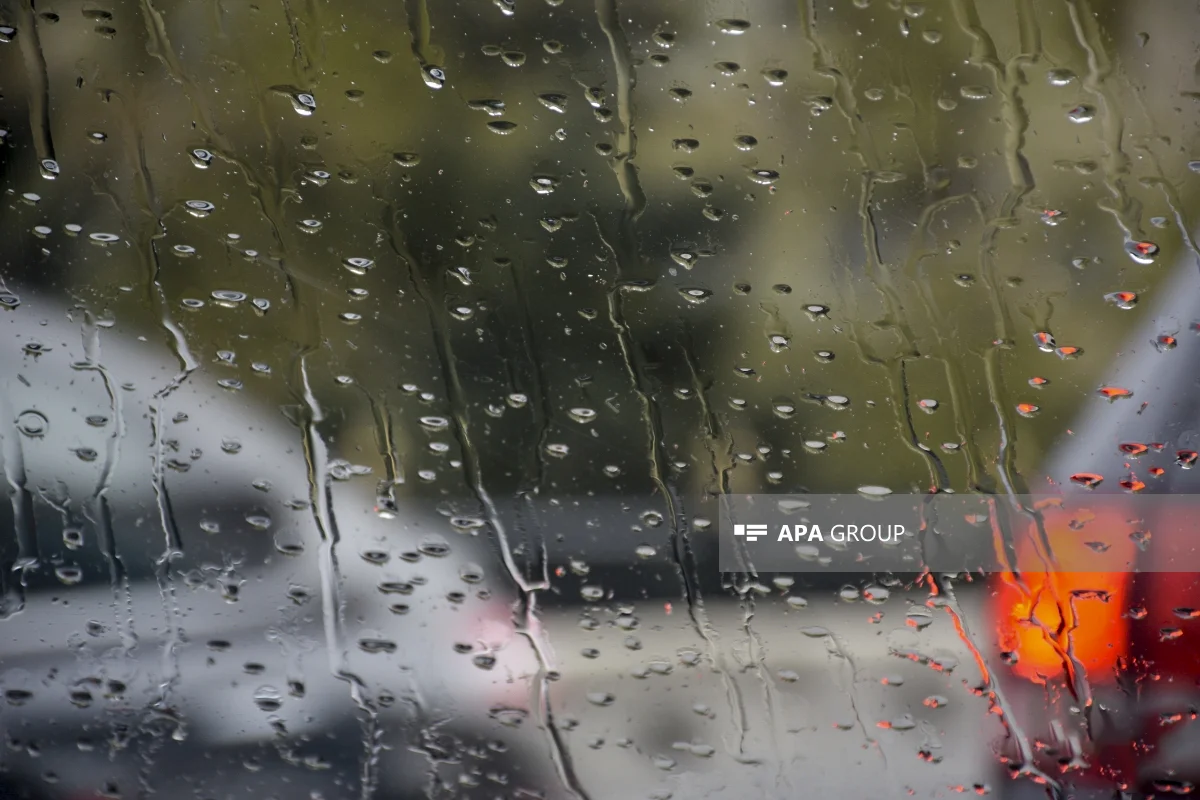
{"left": 992, "top": 501, "right": 1134, "bottom": 683}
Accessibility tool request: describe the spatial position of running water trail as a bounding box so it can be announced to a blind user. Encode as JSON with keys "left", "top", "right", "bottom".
{"left": 378, "top": 199, "right": 589, "bottom": 800}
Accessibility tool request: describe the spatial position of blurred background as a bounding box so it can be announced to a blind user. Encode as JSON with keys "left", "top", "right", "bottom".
{"left": 1, "top": 0, "right": 1199, "bottom": 797}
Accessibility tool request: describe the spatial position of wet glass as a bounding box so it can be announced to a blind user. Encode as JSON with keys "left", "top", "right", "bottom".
{"left": 0, "top": 1, "right": 1199, "bottom": 798}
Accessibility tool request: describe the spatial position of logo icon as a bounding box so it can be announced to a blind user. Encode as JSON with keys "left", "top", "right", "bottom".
{"left": 734, "top": 523, "right": 768, "bottom": 543}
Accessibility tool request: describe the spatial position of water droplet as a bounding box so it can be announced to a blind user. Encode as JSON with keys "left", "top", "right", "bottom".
{"left": 747, "top": 168, "right": 779, "bottom": 185}
{"left": 0, "top": 26, "right": 15, "bottom": 43}
{"left": 253, "top": 686, "right": 283, "bottom": 712}
{"left": 679, "top": 287, "right": 711, "bottom": 304}
{"left": 16, "top": 410, "right": 47, "bottom": 437}
{"left": 1067, "top": 104, "right": 1095, "bottom": 123}
{"left": 530, "top": 175, "right": 559, "bottom": 194}
{"left": 716, "top": 18, "right": 750, "bottom": 34}
{"left": 762, "top": 68, "right": 787, "bottom": 86}
{"left": 291, "top": 92, "right": 317, "bottom": 116}
{"left": 40, "top": 159, "right": 59, "bottom": 179}
{"left": 63, "top": 528, "right": 83, "bottom": 549}
{"left": 568, "top": 407, "right": 597, "bottom": 423}
{"left": 1177, "top": 451, "right": 1198, "bottom": 469}
{"left": 538, "top": 93, "right": 568, "bottom": 113}
{"left": 358, "top": 637, "right": 398, "bottom": 654}
{"left": 1097, "top": 386, "right": 1133, "bottom": 400}
{"left": 1016, "top": 403, "right": 1039, "bottom": 417}
{"left": 1047, "top": 68, "right": 1076, "bottom": 86}
{"left": 55, "top": 567, "right": 82, "bottom": 585}
{"left": 917, "top": 398, "right": 939, "bottom": 413}
{"left": 211, "top": 290, "right": 246, "bottom": 306}
{"left": 185, "top": 199, "right": 214, "bottom": 217}
{"left": 858, "top": 485, "right": 892, "bottom": 497}
{"left": 1105, "top": 291, "right": 1138, "bottom": 310}
{"left": 586, "top": 691, "right": 615, "bottom": 706}
{"left": 341, "top": 257, "right": 375, "bottom": 276}
{"left": 960, "top": 85, "right": 991, "bottom": 100}
{"left": 733, "top": 135, "right": 758, "bottom": 151}
{"left": 297, "top": 218, "right": 322, "bottom": 233}
{"left": 393, "top": 152, "right": 421, "bottom": 167}
{"left": 190, "top": 148, "right": 213, "bottom": 168}
{"left": 422, "top": 65, "right": 446, "bottom": 89}
{"left": 489, "top": 706, "right": 527, "bottom": 727}
{"left": 1125, "top": 240, "right": 1159, "bottom": 264}
{"left": 487, "top": 120, "right": 518, "bottom": 134}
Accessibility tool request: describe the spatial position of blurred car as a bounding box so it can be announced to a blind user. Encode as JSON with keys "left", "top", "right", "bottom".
{"left": 985, "top": 247, "right": 1200, "bottom": 797}
{"left": 0, "top": 292, "right": 550, "bottom": 799}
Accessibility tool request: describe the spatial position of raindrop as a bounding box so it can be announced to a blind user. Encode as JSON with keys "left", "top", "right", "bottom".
{"left": 487, "top": 120, "right": 518, "bottom": 134}
{"left": 1105, "top": 291, "right": 1138, "bottom": 310}
{"left": 917, "top": 399, "right": 938, "bottom": 413}
{"left": 358, "top": 637, "right": 397, "bottom": 654}
{"left": 733, "top": 135, "right": 758, "bottom": 151}
{"left": 1125, "top": 240, "right": 1159, "bottom": 264}
{"left": 297, "top": 218, "right": 322, "bottom": 233}
{"left": 568, "top": 407, "right": 597, "bottom": 423}
{"left": 960, "top": 85, "right": 991, "bottom": 100}
{"left": 55, "top": 567, "right": 82, "bottom": 585}
{"left": 1016, "top": 403, "right": 1039, "bottom": 417}
{"left": 16, "top": 410, "right": 47, "bottom": 437}
{"left": 253, "top": 686, "right": 283, "bottom": 712}
{"left": 291, "top": 92, "right": 317, "bottom": 116}
{"left": 394, "top": 152, "right": 421, "bottom": 167}
{"left": 0, "top": 26, "right": 14, "bottom": 43}
{"left": 747, "top": 168, "right": 779, "bottom": 185}
{"left": 190, "top": 148, "right": 213, "bottom": 168}
{"left": 673, "top": 138, "right": 700, "bottom": 153}
{"left": 1067, "top": 105, "right": 1095, "bottom": 123}
{"left": 530, "top": 175, "right": 559, "bottom": 194}
{"left": 538, "top": 93, "right": 568, "bottom": 113}
{"left": 762, "top": 68, "right": 788, "bottom": 86}
{"left": 422, "top": 65, "right": 446, "bottom": 89}
{"left": 40, "top": 159, "right": 59, "bottom": 179}
{"left": 1033, "top": 331, "right": 1056, "bottom": 352}
{"left": 344, "top": 257, "right": 375, "bottom": 275}
{"left": 679, "top": 287, "right": 711, "bottom": 304}
{"left": 211, "top": 290, "right": 247, "bottom": 306}
{"left": 716, "top": 18, "right": 751, "bottom": 34}
{"left": 468, "top": 98, "right": 506, "bottom": 115}
{"left": 858, "top": 485, "right": 892, "bottom": 498}
{"left": 1047, "top": 68, "right": 1076, "bottom": 86}
{"left": 185, "top": 200, "right": 214, "bottom": 217}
